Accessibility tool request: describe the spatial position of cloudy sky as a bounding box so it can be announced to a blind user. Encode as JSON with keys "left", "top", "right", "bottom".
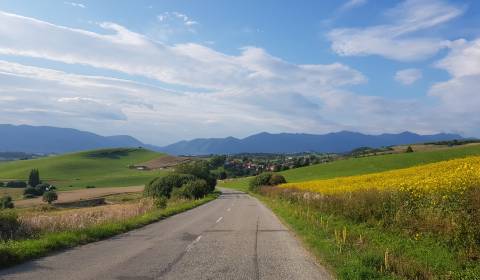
{"left": 0, "top": 0, "right": 479, "bottom": 145}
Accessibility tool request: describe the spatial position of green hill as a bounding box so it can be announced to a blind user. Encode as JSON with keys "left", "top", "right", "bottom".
{"left": 221, "top": 144, "right": 480, "bottom": 191}
{"left": 0, "top": 148, "right": 166, "bottom": 190}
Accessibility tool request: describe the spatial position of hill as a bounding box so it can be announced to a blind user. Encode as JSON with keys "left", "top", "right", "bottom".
{"left": 161, "top": 131, "right": 462, "bottom": 155}
{"left": 0, "top": 148, "right": 165, "bottom": 190}
{"left": 0, "top": 124, "right": 147, "bottom": 154}
{"left": 221, "top": 143, "right": 480, "bottom": 191}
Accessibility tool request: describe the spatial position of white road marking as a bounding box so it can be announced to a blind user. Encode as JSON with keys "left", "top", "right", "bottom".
{"left": 216, "top": 217, "right": 223, "bottom": 223}
{"left": 227, "top": 208, "right": 231, "bottom": 212}
{"left": 186, "top": 235, "right": 202, "bottom": 252}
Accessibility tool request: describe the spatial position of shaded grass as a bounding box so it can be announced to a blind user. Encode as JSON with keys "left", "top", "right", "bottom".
{"left": 0, "top": 193, "right": 218, "bottom": 268}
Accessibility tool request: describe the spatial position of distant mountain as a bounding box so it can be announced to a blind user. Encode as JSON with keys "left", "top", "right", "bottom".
{"left": 159, "top": 131, "right": 463, "bottom": 155}
{"left": 0, "top": 124, "right": 145, "bottom": 154}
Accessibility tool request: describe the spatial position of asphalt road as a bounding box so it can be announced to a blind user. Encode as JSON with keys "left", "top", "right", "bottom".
{"left": 0, "top": 189, "right": 332, "bottom": 280}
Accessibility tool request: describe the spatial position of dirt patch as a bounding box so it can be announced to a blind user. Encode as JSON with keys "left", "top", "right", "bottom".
{"left": 15, "top": 186, "right": 144, "bottom": 208}
{"left": 133, "top": 155, "right": 192, "bottom": 170}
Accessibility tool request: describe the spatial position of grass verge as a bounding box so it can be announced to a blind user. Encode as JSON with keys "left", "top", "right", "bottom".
{"left": 0, "top": 193, "right": 218, "bottom": 269}
{"left": 256, "top": 194, "right": 479, "bottom": 280}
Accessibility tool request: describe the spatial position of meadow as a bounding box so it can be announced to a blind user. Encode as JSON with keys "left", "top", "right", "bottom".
{"left": 0, "top": 148, "right": 165, "bottom": 190}
{"left": 222, "top": 144, "right": 480, "bottom": 279}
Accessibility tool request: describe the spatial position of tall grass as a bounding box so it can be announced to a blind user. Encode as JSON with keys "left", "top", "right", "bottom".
{"left": 0, "top": 194, "right": 218, "bottom": 268}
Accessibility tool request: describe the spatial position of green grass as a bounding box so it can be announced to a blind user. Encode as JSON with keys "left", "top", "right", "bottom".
{"left": 220, "top": 144, "right": 480, "bottom": 190}
{"left": 259, "top": 196, "right": 479, "bottom": 280}
{"left": 0, "top": 193, "right": 219, "bottom": 268}
{"left": 0, "top": 148, "right": 167, "bottom": 190}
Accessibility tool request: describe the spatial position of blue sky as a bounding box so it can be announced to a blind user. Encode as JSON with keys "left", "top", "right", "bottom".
{"left": 0, "top": 0, "right": 479, "bottom": 145}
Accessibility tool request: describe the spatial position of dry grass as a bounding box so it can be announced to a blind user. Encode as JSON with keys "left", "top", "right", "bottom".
{"left": 18, "top": 199, "right": 154, "bottom": 235}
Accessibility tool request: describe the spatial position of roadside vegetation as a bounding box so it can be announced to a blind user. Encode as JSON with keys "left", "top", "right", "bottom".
{"left": 0, "top": 156, "right": 221, "bottom": 268}
{"left": 222, "top": 144, "right": 480, "bottom": 279}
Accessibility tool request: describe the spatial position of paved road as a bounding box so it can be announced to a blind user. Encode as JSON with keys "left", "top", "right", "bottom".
{"left": 0, "top": 189, "right": 331, "bottom": 280}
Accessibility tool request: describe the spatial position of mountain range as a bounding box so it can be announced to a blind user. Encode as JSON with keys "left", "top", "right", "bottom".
{"left": 0, "top": 124, "right": 462, "bottom": 155}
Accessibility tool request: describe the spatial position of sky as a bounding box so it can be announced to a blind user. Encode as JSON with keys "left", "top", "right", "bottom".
{"left": 0, "top": 0, "right": 479, "bottom": 145}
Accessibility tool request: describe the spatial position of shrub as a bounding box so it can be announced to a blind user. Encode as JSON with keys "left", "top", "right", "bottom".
{"left": 154, "top": 196, "right": 168, "bottom": 209}
{"left": 249, "top": 172, "right": 274, "bottom": 192}
{"left": 176, "top": 161, "right": 217, "bottom": 191}
{"left": 6, "top": 181, "right": 26, "bottom": 188}
{"left": 406, "top": 146, "right": 414, "bottom": 153}
{"left": 28, "top": 169, "right": 41, "bottom": 187}
{"left": 42, "top": 191, "right": 58, "bottom": 204}
{"left": 34, "top": 183, "right": 50, "bottom": 196}
{"left": 0, "top": 210, "right": 19, "bottom": 240}
{"left": 183, "top": 179, "right": 209, "bottom": 199}
{"left": 144, "top": 173, "right": 196, "bottom": 198}
{"left": 23, "top": 186, "right": 37, "bottom": 197}
{"left": 86, "top": 185, "right": 96, "bottom": 189}
{"left": 0, "top": 196, "right": 14, "bottom": 209}
{"left": 0, "top": 182, "right": 4, "bottom": 188}
{"left": 269, "top": 174, "right": 287, "bottom": 185}
{"left": 23, "top": 194, "right": 36, "bottom": 199}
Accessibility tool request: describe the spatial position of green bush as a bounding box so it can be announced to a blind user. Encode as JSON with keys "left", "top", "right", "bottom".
{"left": 6, "top": 181, "right": 26, "bottom": 188}
{"left": 183, "top": 179, "right": 209, "bottom": 199}
{"left": 176, "top": 161, "right": 217, "bottom": 191}
{"left": 42, "top": 191, "right": 58, "bottom": 204}
{"left": 144, "top": 173, "right": 196, "bottom": 198}
{"left": 34, "top": 183, "right": 50, "bottom": 195}
{"left": 23, "top": 186, "right": 37, "bottom": 197}
{"left": 0, "top": 210, "right": 19, "bottom": 240}
{"left": 0, "top": 196, "right": 14, "bottom": 209}
{"left": 269, "top": 174, "right": 287, "bottom": 185}
{"left": 249, "top": 172, "right": 274, "bottom": 192}
{"left": 154, "top": 196, "right": 168, "bottom": 209}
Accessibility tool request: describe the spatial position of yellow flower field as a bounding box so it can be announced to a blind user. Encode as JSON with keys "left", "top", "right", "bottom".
{"left": 280, "top": 156, "right": 480, "bottom": 195}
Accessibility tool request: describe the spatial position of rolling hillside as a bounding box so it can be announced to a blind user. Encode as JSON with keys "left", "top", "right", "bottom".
{"left": 0, "top": 148, "right": 166, "bottom": 190}
{"left": 221, "top": 143, "right": 480, "bottom": 191}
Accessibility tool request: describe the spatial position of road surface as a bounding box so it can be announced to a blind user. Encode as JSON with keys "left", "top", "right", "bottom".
{"left": 0, "top": 189, "right": 331, "bottom": 280}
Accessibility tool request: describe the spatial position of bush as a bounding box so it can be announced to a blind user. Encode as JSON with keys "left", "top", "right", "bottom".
{"left": 23, "top": 186, "right": 37, "bottom": 197}
{"left": 86, "top": 185, "right": 96, "bottom": 189}
{"left": 0, "top": 210, "right": 19, "bottom": 240}
{"left": 42, "top": 191, "right": 58, "bottom": 204}
{"left": 144, "top": 173, "right": 196, "bottom": 198}
{"left": 406, "top": 146, "right": 414, "bottom": 153}
{"left": 176, "top": 161, "right": 217, "bottom": 191}
{"left": 0, "top": 182, "right": 4, "bottom": 188}
{"left": 0, "top": 196, "right": 14, "bottom": 209}
{"left": 183, "top": 179, "right": 209, "bottom": 199}
{"left": 23, "top": 194, "right": 36, "bottom": 199}
{"left": 171, "top": 186, "right": 189, "bottom": 199}
{"left": 154, "top": 196, "right": 168, "bottom": 209}
{"left": 249, "top": 172, "right": 274, "bottom": 192}
{"left": 6, "top": 181, "right": 26, "bottom": 188}
{"left": 34, "top": 183, "right": 50, "bottom": 196}
{"left": 269, "top": 174, "right": 287, "bottom": 185}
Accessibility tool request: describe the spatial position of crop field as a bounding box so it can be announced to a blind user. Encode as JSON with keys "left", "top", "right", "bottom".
{"left": 0, "top": 148, "right": 166, "bottom": 190}
{"left": 220, "top": 144, "right": 480, "bottom": 191}
{"left": 281, "top": 155, "right": 480, "bottom": 195}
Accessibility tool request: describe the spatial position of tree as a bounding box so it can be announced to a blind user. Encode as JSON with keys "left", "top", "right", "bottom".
{"left": 28, "top": 169, "right": 41, "bottom": 187}
{"left": 42, "top": 190, "right": 58, "bottom": 204}
{"left": 0, "top": 196, "right": 14, "bottom": 209}
{"left": 209, "top": 155, "right": 226, "bottom": 169}
{"left": 183, "top": 179, "right": 209, "bottom": 199}
{"left": 144, "top": 173, "right": 196, "bottom": 198}
{"left": 406, "top": 146, "right": 414, "bottom": 153}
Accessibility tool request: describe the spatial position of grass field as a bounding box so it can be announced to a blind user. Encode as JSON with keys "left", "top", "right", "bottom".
{"left": 220, "top": 144, "right": 480, "bottom": 190}
{"left": 0, "top": 148, "right": 167, "bottom": 190}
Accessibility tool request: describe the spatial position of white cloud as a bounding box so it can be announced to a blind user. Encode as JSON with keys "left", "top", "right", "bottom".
{"left": 64, "top": 2, "right": 86, "bottom": 8}
{"left": 0, "top": 10, "right": 477, "bottom": 144}
{"left": 328, "top": 0, "right": 464, "bottom": 61}
{"left": 394, "top": 68, "right": 422, "bottom": 85}
{"left": 436, "top": 39, "right": 480, "bottom": 77}
{"left": 340, "top": 0, "right": 367, "bottom": 11}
